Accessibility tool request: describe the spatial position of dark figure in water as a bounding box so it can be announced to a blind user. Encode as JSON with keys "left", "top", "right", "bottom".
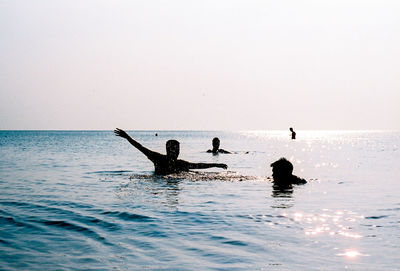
{"left": 270, "top": 158, "right": 306, "bottom": 188}
{"left": 290, "top": 127, "right": 296, "bottom": 140}
{"left": 207, "top": 137, "right": 232, "bottom": 154}
{"left": 114, "top": 128, "right": 227, "bottom": 175}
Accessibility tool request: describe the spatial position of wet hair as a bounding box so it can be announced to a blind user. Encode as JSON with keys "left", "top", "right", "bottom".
{"left": 212, "top": 137, "right": 220, "bottom": 144}
{"left": 270, "top": 158, "right": 293, "bottom": 175}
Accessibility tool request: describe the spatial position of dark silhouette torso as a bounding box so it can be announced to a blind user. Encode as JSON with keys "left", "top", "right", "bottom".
{"left": 273, "top": 175, "right": 306, "bottom": 187}
{"left": 148, "top": 152, "right": 190, "bottom": 175}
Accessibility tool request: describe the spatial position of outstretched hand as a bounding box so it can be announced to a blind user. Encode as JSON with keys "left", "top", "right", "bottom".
{"left": 114, "top": 128, "right": 129, "bottom": 139}
{"left": 219, "top": 164, "right": 228, "bottom": 170}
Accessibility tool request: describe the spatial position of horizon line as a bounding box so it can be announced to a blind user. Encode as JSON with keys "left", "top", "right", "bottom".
{"left": 0, "top": 129, "right": 398, "bottom": 132}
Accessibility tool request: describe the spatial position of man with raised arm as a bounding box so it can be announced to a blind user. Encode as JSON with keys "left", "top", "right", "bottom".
{"left": 114, "top": 128, "right": 228, "bottom": 175}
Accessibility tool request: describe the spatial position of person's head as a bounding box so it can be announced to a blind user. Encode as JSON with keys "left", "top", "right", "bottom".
{"left": 289, "top": 127, "right": 294, "bottom": 132}
{"left": 212, "top": 137, "right": 220, "bottom": 150}
{"left": 166, "top": 140, "right": 180, "bottom": 160}
{"left": 270, "top": 158, "right": 293, "bottom": 183}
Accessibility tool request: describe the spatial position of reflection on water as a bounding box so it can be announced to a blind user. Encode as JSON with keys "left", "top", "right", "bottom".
{"left": 277, "top": 208, "right": 372, "bottom": 261}
{"left": 117, "top": 172, "right": 266, "bottom": 208}
{"left": 338, "top": 249, "right": 360, "bottom": 258}
{"left": 116, "top": 175, "right": 182, "bottom": 208}
{"left": 271, "top": 186, "right": 294, "bottom": 209}
{"left": 280, "top": 209, "right": 364, "bottom": 239}
{"left": 272, "top": 187, "right": 293, "bottom": 198}
{"left": 336, "top": 249, "right": 370, "bottom": 258}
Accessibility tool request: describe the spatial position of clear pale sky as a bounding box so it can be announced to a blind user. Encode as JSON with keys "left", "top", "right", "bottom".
{"left": 1, "top": 0, "right": 399, "bottom": 130}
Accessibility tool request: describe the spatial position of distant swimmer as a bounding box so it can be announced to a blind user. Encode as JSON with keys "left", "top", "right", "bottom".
{"left": 207, "top": 137, "right": 232, "bottom": 154}
{"left": 290, "top": 127, "right": 296, "bottom": 140}
{"left": 114, "top": 128, "right": 227, "bottom": 175}
{"left": 270, "top": 158, "right": 306, "bottom": 188}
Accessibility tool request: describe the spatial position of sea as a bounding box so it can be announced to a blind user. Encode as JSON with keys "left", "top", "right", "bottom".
{"left": 0, "top": 130, "right": 399, "bottom": 270}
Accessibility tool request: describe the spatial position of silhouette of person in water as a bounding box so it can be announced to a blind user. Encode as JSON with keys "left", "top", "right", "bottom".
{"left": 114, "top": 128, "right": 228, "bottom": 175}
{"left": 290, "top": 127, "right": 296, "bottom": 140}
{"left": 270, "top": 158, "right": 306, "bottom": 189}
{"left": 206, "top": 137, "right": 232, "bottom": 154}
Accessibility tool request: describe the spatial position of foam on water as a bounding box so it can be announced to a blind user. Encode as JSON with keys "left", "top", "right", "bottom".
{"left": 0, "top": 130, "right": 399, "bottom": 270}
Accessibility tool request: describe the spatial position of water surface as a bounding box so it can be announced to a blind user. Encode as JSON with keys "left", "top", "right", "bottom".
{"left": 0, "top": 130, "right": 399, "bottom": 270}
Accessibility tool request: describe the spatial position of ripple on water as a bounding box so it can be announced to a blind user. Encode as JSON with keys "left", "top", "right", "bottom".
{"left": 0, "top": 200, "right": 128, "bottom": 250}
{"left": 210, "top": 235, "right": 248, "bottom": 247}
{"left": 365, "top": 215, "right": 389, "bottom": 219}
{"left": 0, "top": 214, "right": 42, "bottom": 232}
{"left": 1, "top": 200, "right": 121, "bottom": 232}
{"left": 101, "top": 210, "right": 155, "bottom": 222}
{"left": 33, "top": 219, "right": 109, "bottom": 244}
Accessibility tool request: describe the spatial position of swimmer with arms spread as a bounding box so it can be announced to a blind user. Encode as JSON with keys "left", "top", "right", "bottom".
{"left": 114, "top": 128, "right": 228, "bottom": 175}
{"left": 207, "top": 137, "right": 232, "bottom": 154}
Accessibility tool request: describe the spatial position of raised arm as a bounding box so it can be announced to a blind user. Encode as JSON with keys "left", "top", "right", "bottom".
{"left": 114, "top": 128, "right": 156, "bottom": 159}
{"left": 188, "top": 162, "right": 228, "bottom": 170}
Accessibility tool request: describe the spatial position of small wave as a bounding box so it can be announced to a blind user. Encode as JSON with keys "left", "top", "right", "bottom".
{"left": 171, "top": 211, "right": 230, "bottom": 226}
{"left": 361, "top": 224, "right": 383, "bottom": 228}
{"left": 0, "top": 215, "right": 41, "bottom": 231}
{"left": 38, "top": 200, "right": 94, "bottom": 210}
{"left": 235, "top": 214, "right": 275, "bottom": 224}
{"left": 141, "top": 230, "right": 169, "bottom": 238}
{"left": 102, "top": 211, "right": 155, "bottom": 222}
{"left": 222, "top": 240, "right": 248, "bottom": 246}
{"left": 1, "top": 200, "right": 121, "bottom": 231}
{"left": 365, "top": 215, "right": 389, "bottom": 220}
{"left": 34, "top": 219, "right": 109, "bottom": 244}
{"left": 0, "top": 201, "right": 34, "bottom": 208}
{"left": 86, "top": 170, "right": 135, "bottom": 175}
{"left": 0, "top": 239, "right": 11, "bottom": 245}
{"left": 211, "top": 235, "right": 248, "bottom": 247}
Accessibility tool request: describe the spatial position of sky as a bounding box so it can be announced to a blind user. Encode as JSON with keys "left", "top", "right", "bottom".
{"left": 1, "top": 0, "right": 399, "bottom": 130}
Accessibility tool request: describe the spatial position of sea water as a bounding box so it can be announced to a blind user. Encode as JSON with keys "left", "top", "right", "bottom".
{"left": 0, "top": 130, "right": 399, "bottom": 270}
